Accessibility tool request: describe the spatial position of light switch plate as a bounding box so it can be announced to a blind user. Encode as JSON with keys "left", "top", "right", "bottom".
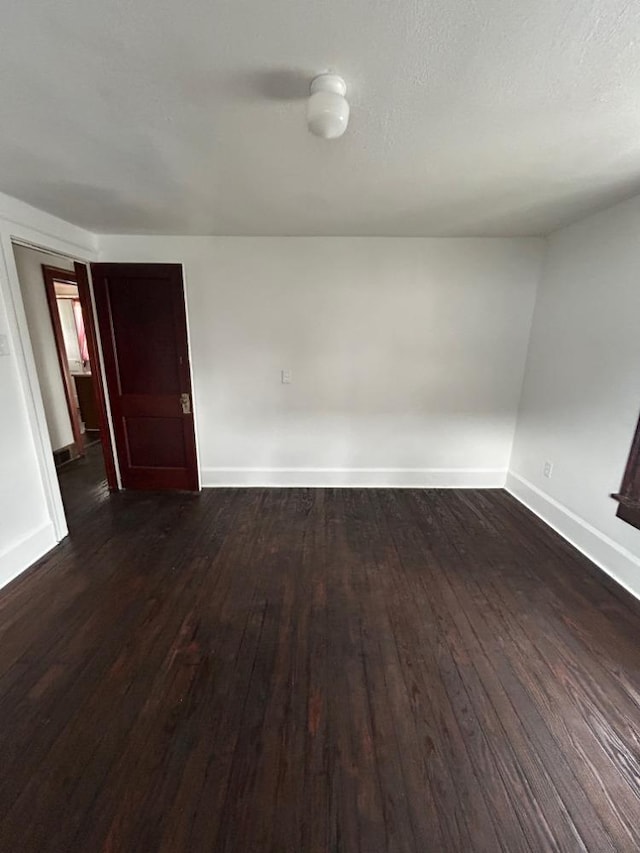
{"left": 281, "top": 369, "right": 292, "bottom": 384}
{"left": 0, "top": 334, "right": 10, "bottom": 357}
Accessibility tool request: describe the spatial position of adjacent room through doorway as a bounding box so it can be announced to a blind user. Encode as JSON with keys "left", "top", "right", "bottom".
{"left": 12, "top": 244, "right": 109, "bottom": 520}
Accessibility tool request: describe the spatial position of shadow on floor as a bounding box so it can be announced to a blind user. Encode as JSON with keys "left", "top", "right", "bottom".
{"left": 57, "top": 441, "right": 109, "bottom": 529}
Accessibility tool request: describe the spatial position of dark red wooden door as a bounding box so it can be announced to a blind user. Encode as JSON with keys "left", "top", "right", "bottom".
{"left": 91, "top": 263, "right": 198, "bottom": 491}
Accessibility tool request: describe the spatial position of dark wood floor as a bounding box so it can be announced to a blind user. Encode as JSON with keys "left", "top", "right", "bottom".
{"left": 1, "top": 451, "right": 640, "bottom": 851}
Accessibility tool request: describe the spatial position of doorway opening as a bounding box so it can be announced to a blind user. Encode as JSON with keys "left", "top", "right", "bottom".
{"left": 13, "top": 245, "right": 114, "bottom": 522}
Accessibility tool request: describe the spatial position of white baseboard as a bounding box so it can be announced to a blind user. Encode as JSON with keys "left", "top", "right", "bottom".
{"left": 506, "top": 471, "right": 640, "bottom": 602}
{"left": 0, "top": 521, "right": 57, "bottom": 592}
{"left": 201, "top": 467, "right": 507, "bottom": 488}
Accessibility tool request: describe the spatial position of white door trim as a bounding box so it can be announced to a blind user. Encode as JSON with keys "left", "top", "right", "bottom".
{"left": 0, "top": 232, "right": 98, "bottom": 543}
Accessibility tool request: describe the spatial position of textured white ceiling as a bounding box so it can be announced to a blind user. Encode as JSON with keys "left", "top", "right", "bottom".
{"left": 2, "top": 0, "right": 640, "bottom": 236}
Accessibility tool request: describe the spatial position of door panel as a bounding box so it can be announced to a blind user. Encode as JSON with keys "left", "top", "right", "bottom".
{"left": 91, "top": 263, "right": 198, "bottom": 491}
{"left": 126, "top": 417, "right": 186, "bottom": 468}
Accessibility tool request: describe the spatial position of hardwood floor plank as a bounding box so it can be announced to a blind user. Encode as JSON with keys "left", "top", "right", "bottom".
{"left": 361, "top": 491, "right": 494, "bottom": 851}
{"left": 412, "top": 489, "right": 620, "bottom": 851}
{"left": 375, "top": 490, "right": 571, "bottom": 852}
{"left": 444, "top": 490, "right": 640, "bottom": 849}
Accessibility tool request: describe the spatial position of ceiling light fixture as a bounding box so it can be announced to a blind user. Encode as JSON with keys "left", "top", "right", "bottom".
{"left": 307, "top": 74, "right": 350, "bottom": 140}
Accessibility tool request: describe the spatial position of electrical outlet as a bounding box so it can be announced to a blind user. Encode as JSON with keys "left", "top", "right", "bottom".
{"left": 0, "top": 334, "right": 9, "bottom": 357}
{"left": 281, "top": 369, "right": 292, "bottom": 384}
{"left": 543, "top": 461, "right": 553, "bottom": 479}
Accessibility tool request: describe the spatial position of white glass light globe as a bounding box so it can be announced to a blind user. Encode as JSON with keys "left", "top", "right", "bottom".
{"left": 307, "top": 75, "right": 350, "bottom": 140}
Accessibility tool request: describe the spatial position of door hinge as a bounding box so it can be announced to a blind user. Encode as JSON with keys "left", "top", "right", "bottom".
{"left": 180, "top": 393, "right": 191, "bottom": 414}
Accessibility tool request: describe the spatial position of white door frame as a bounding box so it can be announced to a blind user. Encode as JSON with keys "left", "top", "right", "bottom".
{"left": 0, "top": 227, "right": 101, "bottom": 543}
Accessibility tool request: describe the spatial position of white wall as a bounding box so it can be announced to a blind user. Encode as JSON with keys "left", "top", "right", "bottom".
{"left": 0, "top": 192, "right": 96, "bottom": 589}
{"left": 509, "top": 194, "right": 640, "bottom": 597}
{"left": 13, "top": 245, "right": 75, "bottom": 451}
{"left": 0, "top": 283, "right": 51, "bottom": 584}
{"left": 99, "top": 236, "right": 543, "bottom": 486}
